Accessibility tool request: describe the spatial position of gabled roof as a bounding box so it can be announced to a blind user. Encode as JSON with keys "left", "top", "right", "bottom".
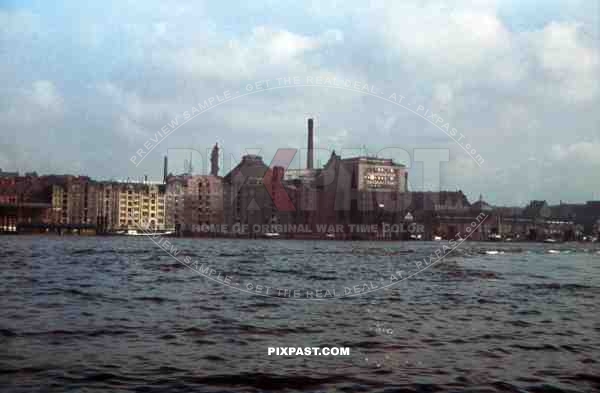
{"left": 223, "top": 155, "right": 269, "bottom": 183}
{"left": 523, "top": 200, "right": 550, "bottom": 218}
{"left": 471, "top": 199, "right": 493, "bottom": 211}
{"left": 403, "top": 191, "right": 471, "bottom": 211}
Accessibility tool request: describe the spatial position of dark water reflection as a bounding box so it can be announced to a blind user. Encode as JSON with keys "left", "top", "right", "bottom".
{"left": 1, "top": 236, "right": 599, "bottom": 392}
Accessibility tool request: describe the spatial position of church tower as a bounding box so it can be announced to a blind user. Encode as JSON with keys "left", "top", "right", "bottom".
{"left": 210, "top": 143, "right": 219, "bottom": 176}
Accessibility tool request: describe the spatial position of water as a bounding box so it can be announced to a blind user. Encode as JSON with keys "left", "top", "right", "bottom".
{"left": 1, "top": 236, "right": 599, "bottom": 392}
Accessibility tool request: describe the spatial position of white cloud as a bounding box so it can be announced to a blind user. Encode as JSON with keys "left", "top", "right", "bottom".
{"left": 167, "top": 26, "right": 341, "bottom": 80}
{"left": 1, "top": 1, "right": 599, "bottom": 203}
{"left": 373, "top": 2, "right": 512, "bottom": 70}
{"left": 0, "top": 80, "right": 64, "bottom": 126}
{"left": 362, "top": 1, "right": 597, "bottom": 105}
{"left": 551, "top": 141, "right": 600, "bottom": 165}
{"left": 530, "top": 22, "right": 599, "bottom": 102}
{"left": 96, "top": 82, "right": 182, "bottom": 139}
{"left": 251, "top": 26, "right": 319, "bottom": 63}
{"left": 30, "top": 81, "right": 63, "bottom": 113}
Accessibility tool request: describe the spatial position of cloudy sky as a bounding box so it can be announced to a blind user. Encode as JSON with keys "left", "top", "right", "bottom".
{"left": 1, "top": 0, "right": 598, "bottom": 205}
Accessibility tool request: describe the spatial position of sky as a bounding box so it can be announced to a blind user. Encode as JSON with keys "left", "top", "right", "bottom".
{"left": 1, "top": 0, "right": 598, "bottom": 206}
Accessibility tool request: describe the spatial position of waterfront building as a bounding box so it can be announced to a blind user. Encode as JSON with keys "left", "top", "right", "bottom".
{"left": 50, "top": 176, "right": 97, "bottom": 225}
{"left": 220, "top": 119, "right": 411, "bottom": 238}
{"left": 185, "top": 175, "right": 223, "bottom": 233}
{"left": 223, "top": 154, "right": 275, "bottom": 233}
{"left": 166, "top": 174, "right": 224, "bottom": 235}
{"left": 0, "top": 175, "right": 18, "bottom": 232}
{"left": 165, "top": 175, "right": 187, "bottom": 233}
{"left": 50, "top": 178, "right": 171, "bottom": 233}
{"left": 400, "top": 191, "right": 474, "bottom": 240}
{"left": 0, "top": 176, "right": 17, "bottom": 205}
{"left": 94, "top": 182, "right": 121, "bottom": 233}
{"left": 3, "top": 120, "right": 600, "bottom": 240}
{"left": 313, "top": 151, "right": 409, "bottom": 236}
{"left": 0, "top": 173, "right": 53, "bottom": 232}
{"left": 116, "top": 183, "right": 167, "bottom": 231}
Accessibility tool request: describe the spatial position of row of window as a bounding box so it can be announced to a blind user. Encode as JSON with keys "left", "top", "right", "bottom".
{"left": 367, "top": 167, "right": 397, "bottom": 174}
{"left": 119, "top": 219, "right": 165, "bottom": 224}
{"left": 0, "top": 196, "right": 17, "bottom": 203}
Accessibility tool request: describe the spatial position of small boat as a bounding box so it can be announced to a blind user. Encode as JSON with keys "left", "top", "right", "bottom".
{"left": 126, "top": 229, "right": 144, "bottom": 236}
{"left": 543, "top": 238, "right": 557, "bottom": 243}
{"left": 433, "top": 236, "right": 442, "bottom": 241}
{"left": 325, "top": 233, "right": 335, "bottom": 239}
{"left": 548, "top": 249, "right": 560, "bottom": 254}
{"left": 263, "top": 232, "right": 280, "bottom": 238}
{"left": 485, "top": 250, "right": 500, "bottom": 255}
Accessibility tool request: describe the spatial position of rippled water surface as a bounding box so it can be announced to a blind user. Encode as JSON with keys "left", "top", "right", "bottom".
{"left": 1, "top": 236, "right": 600, "bottom": 392}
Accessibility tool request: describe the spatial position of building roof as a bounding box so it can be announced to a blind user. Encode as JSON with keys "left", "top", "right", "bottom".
{"left": 471, "top": 199, "right": 493, "bottom": 211}
{"left": 340, "top": 156, "right": 406, "bottom": 167}
{"left": 523, "top": 200, "right": 550, "bottom": 218}
{"left": 223, "top": 155, "right": 269, "bottom": 182}
{"left": 403, "top": 191, "right": 471, "bottom": 211}
{"left": 0, "top": 169, "right": 19, "bottom": 177}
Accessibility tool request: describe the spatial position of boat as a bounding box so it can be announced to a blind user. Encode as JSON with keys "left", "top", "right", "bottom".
{"left": 433, "top": 236, "right": 442, "bottom": 241}
{"left": 263, "top": 232, "right": 280, "bottom": 238}
{"left": 548, "top": 249, "right": 561, "bottom": 254}
{"left": 126, "top": 229, "right": 144, "bottom": 236}
{"left": 543, "top": 238, "right": 557, "bottom": 243}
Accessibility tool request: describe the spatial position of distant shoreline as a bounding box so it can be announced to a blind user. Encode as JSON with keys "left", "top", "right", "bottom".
{"left": 1, "top": 231, "right": 598, "bottom": 244}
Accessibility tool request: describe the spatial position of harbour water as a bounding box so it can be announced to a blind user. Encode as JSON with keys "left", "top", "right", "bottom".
{"left": 1, "top": 236, "right": 599, "bottom": 392}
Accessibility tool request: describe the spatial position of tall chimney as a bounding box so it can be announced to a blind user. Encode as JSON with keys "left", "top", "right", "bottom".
{"left": 307, "top": 118, "right": 314, "bottom": 169}
{"left": 163, "top": 155, "right": 168, "bottom": 184}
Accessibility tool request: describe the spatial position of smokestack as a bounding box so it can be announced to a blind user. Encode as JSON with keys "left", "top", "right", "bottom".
{"left": 307, "top": 118, "right": 314, "bottom": 169}
{"left": 163, "top": 156, "right": 168, "bottom": 184}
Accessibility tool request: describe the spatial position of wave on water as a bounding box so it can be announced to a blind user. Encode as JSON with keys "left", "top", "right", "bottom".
{"left": 1, "top": 238, "right": 599, "bottom": 392}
